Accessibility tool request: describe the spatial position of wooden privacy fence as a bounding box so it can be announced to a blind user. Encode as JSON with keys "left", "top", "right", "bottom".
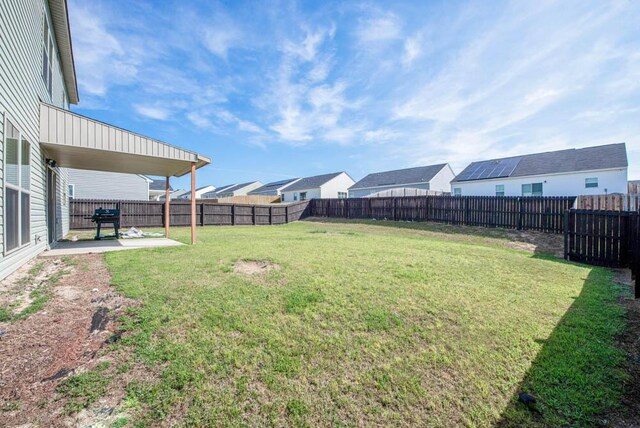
{"left": 573, "top": 194, "right": 639, "bottom": 211}
{"left": 564, "top": 210, "right": 640, "bottom": 297}
{"left": 308, "top": 196, "right": 576, "bottom": 233}
{"left": 69, "top": 199, "right": 310, "bottom": 229}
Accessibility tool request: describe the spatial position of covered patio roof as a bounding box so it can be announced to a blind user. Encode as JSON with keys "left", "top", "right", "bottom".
{"left": 39, "top": 103, "right": 210, "bottom": 177}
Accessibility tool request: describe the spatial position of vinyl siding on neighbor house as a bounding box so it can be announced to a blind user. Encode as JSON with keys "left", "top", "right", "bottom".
{"left": 451, "top": 168, "right": 628, "bottom": 197}
{"left": 67, "top": 169, "right": 150, "bottom": 200}
{"left": 0, "top": 0, "right": 70, "bottom": 279}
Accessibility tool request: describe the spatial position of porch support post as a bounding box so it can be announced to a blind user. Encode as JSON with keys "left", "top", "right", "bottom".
{"left": 165, "top": 176, "right": 171, "bottom": 238}
{"left": 190, "top": 162, "right": 196, "bottom": 244}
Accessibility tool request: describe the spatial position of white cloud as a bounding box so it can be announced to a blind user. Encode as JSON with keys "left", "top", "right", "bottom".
{"left": 133, "top": 104, "right": 170, "bottom": 120}
{"left": 69, "top": 2, "right": 140, "bottom": 96}
{"left": 402, "top": 32, "right": 423, "bottom": 66}
{"left": 356, "top": 11, "right": 402, "bottom": 43}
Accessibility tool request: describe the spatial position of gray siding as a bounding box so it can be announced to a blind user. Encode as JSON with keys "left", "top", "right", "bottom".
{"left": 0, "top": 0, "right": 70, "bottom": 279}
{"left": 67, "top": 168, "right": 150, "bottom": 200}
{"left": 349, "top": 183, "right": 431, "bottom": 198}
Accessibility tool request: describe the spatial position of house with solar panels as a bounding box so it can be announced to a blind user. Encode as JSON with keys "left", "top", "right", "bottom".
{"left": 450, "top": 143, "right": 628, "bottom": 197}
{"left": 348, "top": 164, "right": 455, "bottom": 198}
{"left": 201, "top": 181, "right": 262, "bottom": 199}
{"left": 280, "top": 172, "right": 355, "bottom": 202}
{"left": 248, "top": 178, "right": 301, "bottom": 198}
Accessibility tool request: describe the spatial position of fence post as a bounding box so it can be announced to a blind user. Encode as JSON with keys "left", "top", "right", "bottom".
{"left": 393, "top": 197, "right": 397, "bottom": 221}
{"left": 231, "top": 204, "right": 235, "bottom": 226}
{"left": 252, "top": 205, "right": 256, "bottom": 225}
{"left": 517, "top": 197, "right": 523, "bottom": 230}
{"left": 285, "top": 205, "right": 289, "bottom": 223}
{"left": 269, "top": 206, "right": 273, "bottom": 225}
{"left": 200, "top": 203, "right": 204, "bottom": 226}
{"left": 564, "top": 210, "right": 570, "bottom": 261}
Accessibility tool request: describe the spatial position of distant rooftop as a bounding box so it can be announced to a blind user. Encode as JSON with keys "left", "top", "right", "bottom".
{"left": 281, "top": 172, "right": 345, "bottom": 192}
{"left": 350, "top": 164, "right": 449, "bottom": 190}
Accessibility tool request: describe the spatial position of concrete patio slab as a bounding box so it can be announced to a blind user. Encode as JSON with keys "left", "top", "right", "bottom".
{"left": 42, "top": 238, "right": 184, "bottom": 257}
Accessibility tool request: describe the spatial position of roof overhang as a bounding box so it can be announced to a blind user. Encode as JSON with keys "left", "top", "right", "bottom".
{"left": 39, "top": 103, "right": 211, "bottom": 177}
{"left": 48, "top": 0, "right": 79, "bottom": 104}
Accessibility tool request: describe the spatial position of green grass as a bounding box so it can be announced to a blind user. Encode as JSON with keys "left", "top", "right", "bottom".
{"left": 99, "top": 221, "right": 626, "bottom": 427}
{"left": 57, "top": 362, "right": 112, "bottom": 414}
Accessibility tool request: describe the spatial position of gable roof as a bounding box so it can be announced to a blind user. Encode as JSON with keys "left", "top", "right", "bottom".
{"left": 349, "top": 164, "right": 449, "bottom": 190}
{"left": 48, "top": 0, "right": 79, "bottom": 104}
{"left": 149, "top": 178, "right": 172, "bottom": 191}
{"left": 248, "top": 178, "right": 299, "bottom": 194}
{"left": 452, "top": 143, "right": 628, "bottom": 183}
{"left": 281, "top": 172, "right": 345, "bottom": 192}
{"left": 218, "top": 181, "right": 260, "bottom": 194}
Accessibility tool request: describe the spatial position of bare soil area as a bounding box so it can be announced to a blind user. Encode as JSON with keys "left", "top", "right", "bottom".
{"left": 233, "top": 259, "right": 280, "bottom": 275}
{"left": 0, "top": 254, "right": 137, "bottom": 427}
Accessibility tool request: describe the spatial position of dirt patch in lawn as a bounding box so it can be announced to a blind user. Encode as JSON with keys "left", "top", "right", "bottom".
{"left": 605, "top": 269, "right": 640, "bottom": 427}
{"left": 0, "top": 254, "right": 139, "bottom": 427}
{"left": 233, "top": 260, "right": 281, "bottom": 275}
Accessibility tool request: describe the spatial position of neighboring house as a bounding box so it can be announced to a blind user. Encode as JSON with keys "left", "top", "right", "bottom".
{"left": 149, "top": 178, "right": 172, "bottom": 200}
{"left": 349, "top": 164, "right": 455, "bottom": 198}
{"left": 202, "top": 181, "right": 262, "bottom": 199}
{"left": 67, "top": 169, "right": 152, "bottom": 200}
{"left": 451, "top": 143, "right": 628, "bottom": 197}
{"left": 280, "top": 172, "right": 355, "bottom": 202}
{"left": 629, "top": 180, "right": 640, "bottom": 194}
{"left": 0, "top": 0, "right": 210, "bottom": 280}
{"left": 178, "top": 185, "right": 216, "bottom": 199}
{"left": 248, "top": 178, "right": 300, "bottom": 197}
{"left": 159, "top": 189, "right": 189, "bottom": 200}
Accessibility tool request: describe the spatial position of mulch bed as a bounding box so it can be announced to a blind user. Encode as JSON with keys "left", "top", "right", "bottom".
{"left": 0, "top": 254, "right": 136, "bottom": 427}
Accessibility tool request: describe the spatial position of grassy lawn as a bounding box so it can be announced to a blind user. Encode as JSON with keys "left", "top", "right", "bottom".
{"left": 95, "top": 221, "right": 625, "bottom": 426}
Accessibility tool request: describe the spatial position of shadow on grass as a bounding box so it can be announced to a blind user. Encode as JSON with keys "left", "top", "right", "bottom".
{"left": 497, "top": 265, "right": 627, "bottom": 427}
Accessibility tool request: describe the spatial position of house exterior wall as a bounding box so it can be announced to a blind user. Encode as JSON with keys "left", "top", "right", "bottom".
{"left": 281, "top": 187, "right": 321, "bottom": 202}
{"left": 429, "top": 165, "right": 456, "bottom": 192}
{"left": 0, "top": 0, "right": 71, "bottom": 279}
{"left": 318, "top": 173, "right": 355, "bottom": 198}
{"left": 349, "top": 183, "right": 431, "bottom": 198}
{"left": 451, "top": 168, "right": 628, "bottom": 197}
{"left": 67, "top": 169, "right": 150, "bottom": 200}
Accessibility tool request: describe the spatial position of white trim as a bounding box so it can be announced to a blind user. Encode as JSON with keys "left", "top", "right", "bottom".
{"left": 3, "top": 115, "right": 32, "bottom": 255}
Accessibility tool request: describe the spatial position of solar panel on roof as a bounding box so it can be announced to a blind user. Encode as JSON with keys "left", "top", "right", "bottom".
{"left": 457, "top": 157, "right": 522, "bottom": 181}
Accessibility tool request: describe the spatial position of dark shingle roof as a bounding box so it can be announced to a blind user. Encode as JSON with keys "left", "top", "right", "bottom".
{"left": 452, "top": 143, "right": 628, "bottom": 183}
{"left": 349, "top": 164, "right": 448, "bottom": 190}
{"left": 248, "top": 178, "right": 299, "bottom": 195}
{"left": 149, "top": 178, "right": 172, "bottom": 191}
{"left": 281, "top": 172, "right": 344, "bottom": 192}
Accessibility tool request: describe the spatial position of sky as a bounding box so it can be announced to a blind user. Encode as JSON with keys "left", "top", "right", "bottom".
{"left": 68, "top": 0, "right": 640, "bottom": 190}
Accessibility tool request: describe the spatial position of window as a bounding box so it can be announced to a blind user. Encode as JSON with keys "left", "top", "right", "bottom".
{"left": 300, "top": 192, "right": 307, "bottom": 201}
{"left": 68, "top": 184, "right": 75, "bottom": 198}
{"left": 280, "top": 194, "right": 285, "bottom": 202}
{"left": 4, "top": 119, "right": 31, "bottom": 253}
{"left": 522, "top": 183, "right": 543, "bottom": 196}
{"left": 495, "top": 184, "right": 505, "bottom": 197}
{"left": 585, "top": 177, "right": 598, "bottom": 188}
{"left": 338, "top": 192, "right": 348, "bottom": 199}
{"left": 453, "top": 188, "right": 461, "bottom": 196}
{"left": 293, "top": 193, "right": 298, "bottom": 201}
{"left": 42, "top": 13, "right": 53, "bottom": 97}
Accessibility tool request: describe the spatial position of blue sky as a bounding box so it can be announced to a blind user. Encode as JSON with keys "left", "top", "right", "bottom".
{"left": 68, "top": 0, "right": 640, "bottom": 190}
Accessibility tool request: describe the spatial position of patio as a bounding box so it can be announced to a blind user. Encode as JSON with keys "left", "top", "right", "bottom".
{"left": 42, "top": 238, "right": 183, "bottom": 256}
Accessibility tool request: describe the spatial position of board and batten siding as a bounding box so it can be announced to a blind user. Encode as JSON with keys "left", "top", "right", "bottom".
{"left": 0, "top": 0, "right": 71, "bottom": 279}
{"left": 68, "top": 169, "right": 150, "bottom": 200}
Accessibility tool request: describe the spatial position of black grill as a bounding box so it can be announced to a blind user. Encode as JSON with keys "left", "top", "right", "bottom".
{"left": 87, "top": 208, "right": 120, "bottom": 240}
